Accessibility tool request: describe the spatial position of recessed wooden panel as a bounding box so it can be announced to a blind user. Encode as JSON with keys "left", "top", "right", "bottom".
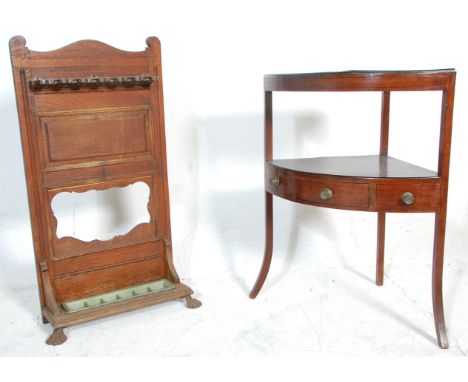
{"left": 50, "top": 240, "right": 163, "bottom": 276}
{"left": 40, "top": 107, "right": 149, "bottom": 165}
{"left": 54, "top": 256, "right": 164, "bottom": 302}
{"left": 43, "top": 158, "right": 156, "bottom": 188}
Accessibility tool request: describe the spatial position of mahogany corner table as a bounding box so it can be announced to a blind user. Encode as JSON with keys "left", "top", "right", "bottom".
{"left": 250, "top": 70, "right": 456, "bottom": 349}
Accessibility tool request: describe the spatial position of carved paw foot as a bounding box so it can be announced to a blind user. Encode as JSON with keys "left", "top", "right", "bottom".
{"left": 46, "top": 328, "right": 67, "bottom": 346}
{"left": 185, "top": 295, "right": 202, "bottom": 309}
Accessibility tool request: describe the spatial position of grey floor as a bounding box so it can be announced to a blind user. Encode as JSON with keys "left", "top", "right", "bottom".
{"left": 1, "top": 210, "right": 467, "bottom": 356}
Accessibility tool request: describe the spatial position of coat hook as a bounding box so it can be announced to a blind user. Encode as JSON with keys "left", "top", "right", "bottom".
{"left": 70, "top": 78, "right": 81, "bottom": 90}
{"left": 29, "top": 74, "right": 155, "bottom": 91}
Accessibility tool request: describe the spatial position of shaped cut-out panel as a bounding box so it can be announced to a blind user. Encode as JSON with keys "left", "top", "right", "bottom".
{"left": 52, "top": 181, "right": 151, "bottom": 242}
{"left": 39, "top": 107, "right": 152, "bottom": 168}
{"left": 49, "top": 176, "right": 160, "bottom": 259}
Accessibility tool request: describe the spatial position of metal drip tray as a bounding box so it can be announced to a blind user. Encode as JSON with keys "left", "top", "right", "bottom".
{"left": 61, "top": 279, "right": 176, "bottom": 313}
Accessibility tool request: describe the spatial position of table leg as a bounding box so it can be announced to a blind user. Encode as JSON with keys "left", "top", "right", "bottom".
{"left": 433, "top": 211, "right": 449, "bottom": 349}
{"left": 376, "top": 212, "right": 386, "bottom": 286}
{"left": 250, "top": 192, "right": 273, "bottom": 298}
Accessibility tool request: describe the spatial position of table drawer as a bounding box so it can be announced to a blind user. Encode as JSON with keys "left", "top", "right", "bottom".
{"left": 295, "top": 177, "right": 369, "bottom": 208}
{"left": 376, "top": 184, "right": 440, "bottom": 212}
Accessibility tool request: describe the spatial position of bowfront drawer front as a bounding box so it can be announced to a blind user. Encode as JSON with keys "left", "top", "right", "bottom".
{"left": 295, "top": 177, "right": 369, "bottom": 208}
{"left": 375, "top": 183, "right": 440, "bottom": 212}
{"left": 266, "top": 168, "right": 369, "bottom": 210}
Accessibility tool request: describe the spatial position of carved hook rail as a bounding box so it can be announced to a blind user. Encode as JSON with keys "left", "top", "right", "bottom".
{"left": 29, "top": 75, "right": 156, "bottom": 91}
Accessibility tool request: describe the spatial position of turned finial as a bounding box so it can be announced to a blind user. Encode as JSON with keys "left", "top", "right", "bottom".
{"left": 146, "top": 36, "right": 160, "bottom": 49}
{"left": 9, "top": 35, "right": 27, "bottom": 56}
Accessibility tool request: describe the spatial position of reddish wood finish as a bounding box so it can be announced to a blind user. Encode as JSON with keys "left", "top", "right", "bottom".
{"left": 41, "top": 108, "right": 149, "bottom": 163}
{"left": 265, "top": 159, "right": 440, "bottom": 213}
{"left": 9, "top": 36, "right": 200, "bottom": 344}
{"left": 251, "top": 70, "right": 456, "bottom": 349}
{"left": 268, "top": 155, "right": 439, "bottom": 179}
{"left": 250, "top": 91, "right": 273, "bottom": 298}
{"left": 264, "top": 70, "right": 454, "bottom": 92}
{"left": 432, "top": 73, "right": 456, "bottom": 349}
{"left": 375, "top": 183, "right": 440, "bottom": 212}
{"left": 377, "top": 91, "right": 390, "bottom": 286}
{"left": 50, "top": 241, "right": 162, "bottom": 276}
{"left": 290, "top": 177, "right": 369, "bottom": 209}
{"left": 48, "top": 176, "right": 158, "bottom": 260}
{"left": 54, "top": 256, "right": 164, "bottom": 301}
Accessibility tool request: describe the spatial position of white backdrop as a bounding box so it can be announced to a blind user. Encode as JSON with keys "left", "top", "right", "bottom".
{"left": 1, "top": 0, "right": 468, "bottom": 357}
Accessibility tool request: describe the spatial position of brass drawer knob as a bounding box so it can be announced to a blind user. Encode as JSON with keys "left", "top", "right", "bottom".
{"left": 270, "top": 176, "right": 280, "bottom": 187}
{"left": 401, "top": 192, "right": 415, "bottom": 205}
{"left": 320, "top": 188, "right": 333, "bottom": 200}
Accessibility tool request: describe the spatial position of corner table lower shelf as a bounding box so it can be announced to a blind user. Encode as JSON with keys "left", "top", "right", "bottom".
{"left": 266, "top": 155, "right": 440, "bottom": 212}
{"left": 250, "top": 154, "right": 448, "bottom": 347}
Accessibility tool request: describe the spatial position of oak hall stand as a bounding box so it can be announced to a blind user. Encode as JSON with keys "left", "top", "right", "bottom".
{"left": 9, "top": 36, "right": 201, "bottom": 345}
{"left": 250, "top": 70, "right": 456, "bottom": 349}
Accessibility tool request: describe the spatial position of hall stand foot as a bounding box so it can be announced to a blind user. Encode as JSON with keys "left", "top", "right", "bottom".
{"left": 185, "top": 295, "right": 202, "bottom": 309}
{"left": 46, "top": 327, "right": 67, "bottom": 346}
